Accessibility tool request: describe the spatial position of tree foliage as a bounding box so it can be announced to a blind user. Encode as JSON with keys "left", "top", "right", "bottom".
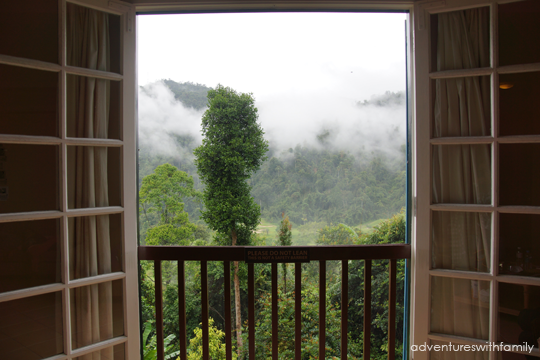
{"left": 142, "top": 321, "right": 179, "bottom": 360}
{"left": 251, "top": 146, "right": 405, "bottom": 229}
{"left": 249, "top": 284, "right": 343, "bottom": 359}
{"left": 139, "top": 163, "right": 202, "bottom": 246}
{"left": 316, "top": 223, "right": 360, "bottom": 245}
{"left": 187, "top": 318, "right": 238, "bottom": 360}
{"left": 277, "top": 213, "right": 293, "bottom": 247}
{"left": 139, "top": 163, "right": 199, "bottom": 225}
{"left": 194, "top": 84, "right": 269, "bottom": 244}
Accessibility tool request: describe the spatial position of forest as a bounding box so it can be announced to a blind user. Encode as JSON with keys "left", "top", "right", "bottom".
{"left": 138, "top": 80, "right": 407, "bottom": 359}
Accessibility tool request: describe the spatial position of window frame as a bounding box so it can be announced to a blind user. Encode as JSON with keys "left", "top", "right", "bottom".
{"left": 414, "top": 1, "right": 540, "bottom": 359}
{"left": 0, "top": 0, "right": 139, "bottom": 359}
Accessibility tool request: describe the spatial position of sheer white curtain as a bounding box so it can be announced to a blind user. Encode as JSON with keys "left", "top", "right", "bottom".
{"left": 431, "top": 7, "right": 491, "bottom": 359}
{"left": 67, "top": 4, "right": 113, "bottom": 359}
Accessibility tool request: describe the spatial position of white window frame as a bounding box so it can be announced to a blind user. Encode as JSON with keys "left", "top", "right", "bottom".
{"left": 413, "top": 1, "right": 540, "bottom": 359}
{"left": 0, "top": 0, "right": 139, "bottom": 358}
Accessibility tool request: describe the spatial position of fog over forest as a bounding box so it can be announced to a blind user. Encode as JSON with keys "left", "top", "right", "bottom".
{"left": 138, "top": 81, "right": 406, "bottom": 162}
{"left": 138, "top": 80, "right": 407, "bottom": 232}
{"left": 137, "top": 9, "right": 408, "bottom": 234}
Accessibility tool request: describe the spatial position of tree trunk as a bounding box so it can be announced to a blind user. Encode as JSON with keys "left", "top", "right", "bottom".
{"left": 232, "top": 230, "right": 243, "bottom": 357}
{"left": 283, "top": 263, "right": 287, "bottom": 293}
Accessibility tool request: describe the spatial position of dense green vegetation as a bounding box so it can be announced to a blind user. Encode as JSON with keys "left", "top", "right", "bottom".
{"left": 139, "top": 140, "right": 405, "bottom": 244}
{"left": 139, "top": 163, "right": 201, "bottom": 246}
{"left": 138, "top": 79, "right": 406, "bottom": 359}
{"left": 252, "top": 145, "right": 405, "bottom": 227}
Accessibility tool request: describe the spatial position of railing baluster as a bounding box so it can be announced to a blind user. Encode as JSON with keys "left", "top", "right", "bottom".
{"left": 388, "top": 259, "right": 397, "bottom": 360}
{"left": 248, "top": 263, "right": 255, "bottom": 359}
{"left": 295, "top": 263, "right": 302, "bottom": 359}
{"left": 364, "top": 259, "right": 372, "bottom": 360}
{"left": 224, "top": 261, "right": 232, "bottom": 360}
{"left": 155, "top": 260, "right": 164, "bottom": 360}
{"left": 341, "top": 260, "right": 348, "bottom": 359}
{"left": 319, "top": 260, "right": 326, "bottom": 359}
{"left": 201, "top": 261, "right": 209, "bottom": 360}
{"left": 272, "top": 263, "right": 278, "bottom": 360}
{"left": 178, "top": 261, "right": 187, "bottom": 360}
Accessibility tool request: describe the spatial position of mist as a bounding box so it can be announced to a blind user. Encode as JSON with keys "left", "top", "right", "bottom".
{"left": 138, "top": 81, "right": 406, "bottom": 163}
{"left": 138, "top": 82, "right": 205, "bottom": 158}
{"left": 257, "top": 90, "right": 405, "bottom": 159}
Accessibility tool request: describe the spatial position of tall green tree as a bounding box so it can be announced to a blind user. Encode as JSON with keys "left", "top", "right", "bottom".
{"left": 194, "top": 85, "right": 269, "bottom": 356}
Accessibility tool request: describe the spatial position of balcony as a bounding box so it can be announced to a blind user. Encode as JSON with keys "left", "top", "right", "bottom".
{"left": 138, "top": 244, "right": 411, "bottom": 360}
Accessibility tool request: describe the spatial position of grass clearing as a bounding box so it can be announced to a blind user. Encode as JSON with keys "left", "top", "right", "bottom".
{"left": 257, "top": 217, "right": 389, "bottom": 246}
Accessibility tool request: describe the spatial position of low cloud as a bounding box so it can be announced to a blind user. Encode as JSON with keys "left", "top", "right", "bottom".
{"left": 138, "top": 81, "right": 204, "bottom": 156}
{"left": 138, "top": 82, "right": 406, "bottom": 161}
{"left": 257, "top": 90, "right": 406, "bottom": 159}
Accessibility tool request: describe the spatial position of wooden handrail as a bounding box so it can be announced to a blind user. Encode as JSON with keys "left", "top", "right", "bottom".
{"left": 138, "top": 244, "right": 411, "bottom": 261}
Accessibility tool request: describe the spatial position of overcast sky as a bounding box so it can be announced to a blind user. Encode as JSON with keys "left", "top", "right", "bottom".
{"left": 137, "top": 12, "right": 408, "bottom": 155}
{"left": 138, "top": 12, "right": 407, "bottom": 102}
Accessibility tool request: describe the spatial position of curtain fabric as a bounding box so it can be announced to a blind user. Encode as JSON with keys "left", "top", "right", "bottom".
{"left": 67, "top": 4, "right": 113, "bottom": 359}
{"left": 432, "top": 211, "right": 490, "bottom": 272}
{"left": 431, "top": 7, "right": 491, "bottom": 360}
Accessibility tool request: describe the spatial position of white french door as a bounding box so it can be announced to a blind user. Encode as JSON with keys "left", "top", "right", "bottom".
{"left": 412, "top": 0, "right": 540, "bottom": 359}
{"left": 0, "top": 0, "right": 139, "bottom": 359}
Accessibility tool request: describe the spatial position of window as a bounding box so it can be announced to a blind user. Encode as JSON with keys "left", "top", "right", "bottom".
{"left": 414, "top": 1, "right": 540, "bottom": 359}
{"left": 5, "top": 1, "right": 538, "bottom": 359}
{"left": 0, "top": 1, "right": 138, "bottom": 359}
{"left": 137, "top": 9, "right": 411, "bottom": 360}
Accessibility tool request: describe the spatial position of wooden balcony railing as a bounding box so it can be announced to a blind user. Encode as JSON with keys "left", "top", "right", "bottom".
{"left": 138, "top": 244, "right": 411, "bottom": 360}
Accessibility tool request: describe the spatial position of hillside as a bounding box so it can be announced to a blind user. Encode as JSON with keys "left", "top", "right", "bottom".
{"left": 138, "top": 80, "right": 406, "bottom": 242}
